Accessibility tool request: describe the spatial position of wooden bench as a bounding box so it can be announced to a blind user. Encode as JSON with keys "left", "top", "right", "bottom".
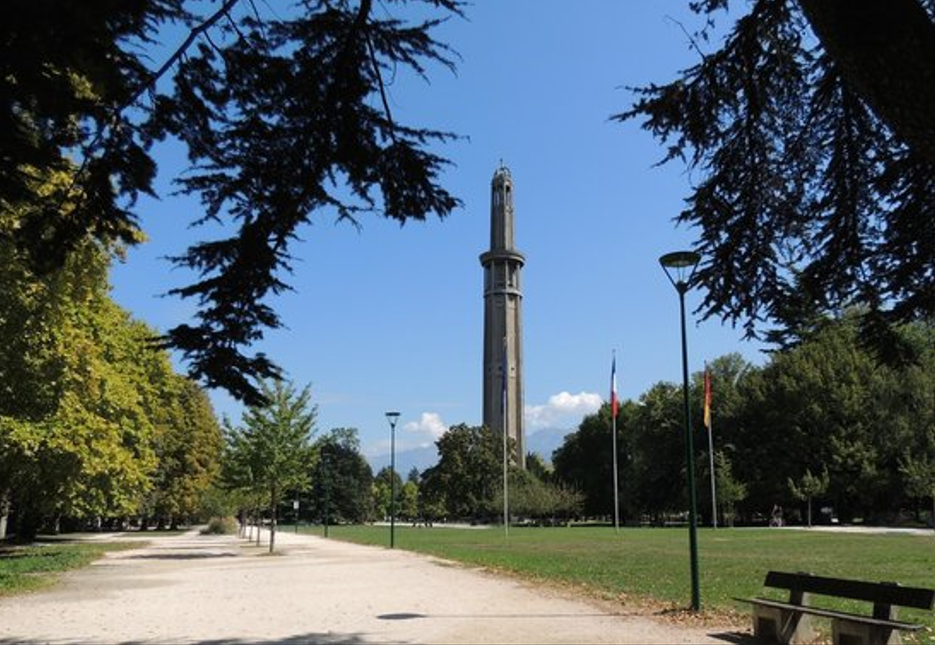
{"left": 735, "top": 571, "right": 934, "bottom": 645}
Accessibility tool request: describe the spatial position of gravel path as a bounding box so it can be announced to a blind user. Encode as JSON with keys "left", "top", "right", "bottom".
{"left": 0, "top": 529, "right": 750, "bottom": 644}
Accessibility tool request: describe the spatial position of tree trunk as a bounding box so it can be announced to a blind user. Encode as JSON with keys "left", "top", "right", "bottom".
{"left": 0, "top": 489, "right": 10, "bottom": 541}
{"left": 797, "top": 0, "right": 935, "bottom": 165}
{"left": 807, "top": 497, "right": 813, "bottom": 528}
{"left": 269, "top": 487, "right": 278, "bottom": 554}
{"left": 254, "top": 506, "right": 261, "bottom": 547}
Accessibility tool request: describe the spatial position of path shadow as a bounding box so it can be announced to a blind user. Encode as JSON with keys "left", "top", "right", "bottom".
{"left": 0, "top": 631, "right": 371, "bottom": 645}
{"left": 378, "top": 611, "right": 635, "bottom": 620}
{"left": 122, "top": 552, "right": 239, "bottom": 561}
{"left": 707, "top": 631, "right": 764, "bottom": 644}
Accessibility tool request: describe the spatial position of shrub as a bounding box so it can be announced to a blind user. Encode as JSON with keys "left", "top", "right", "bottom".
{"left": 200, "top": 516, "right": 239, "bottom": 535}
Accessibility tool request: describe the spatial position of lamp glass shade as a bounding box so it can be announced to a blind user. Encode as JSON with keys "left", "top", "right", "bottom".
{"left": 659, "top": 251, "right": 700, "bottom": 287}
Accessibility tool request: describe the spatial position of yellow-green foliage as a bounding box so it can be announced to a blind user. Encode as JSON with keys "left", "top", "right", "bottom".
{"left": 1, "top": 168, "right": 221, "bottom": 531}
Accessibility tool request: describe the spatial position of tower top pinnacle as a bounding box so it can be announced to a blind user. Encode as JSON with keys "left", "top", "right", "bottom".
{"left": 493, "top": 163, "right": 511, "bottom": 182}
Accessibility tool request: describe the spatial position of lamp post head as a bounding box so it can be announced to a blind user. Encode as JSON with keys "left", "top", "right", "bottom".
{"left": 659, "top": 250, "right": 701, "bottom": 293}
{"left": 385, "top": 411, "right": 401, "bottom": 430}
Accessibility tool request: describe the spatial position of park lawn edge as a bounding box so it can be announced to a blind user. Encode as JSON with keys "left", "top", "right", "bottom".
{"left": 474, "top": 560, "right": 751, "bottom": 631}
{"left": 311, "top": 525, "right": 934, "bottom": 644}
{"left": 315, "top": 527, "right": 749, "bottom": 630}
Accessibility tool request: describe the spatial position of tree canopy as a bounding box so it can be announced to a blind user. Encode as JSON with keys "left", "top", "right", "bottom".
{"left": 1, "top": 189, "right": 222, "bottom": 537}
{"left": 223, "top": 379, "right": 316, "bottom": 551}
{"left": 2, "top": 0, "right": 463, "bottom": 404}
{"left": 552, "top": 317, "right": 935, "bottom": 527}
{"left": 618, "top": 0, "right": 935, "bottom": 358}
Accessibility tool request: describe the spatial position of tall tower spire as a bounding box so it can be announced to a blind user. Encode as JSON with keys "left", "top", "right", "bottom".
{"left": 480, "top": 165, "right": 525, "bottom": 468}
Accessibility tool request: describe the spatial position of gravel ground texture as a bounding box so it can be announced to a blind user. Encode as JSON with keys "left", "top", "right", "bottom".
{"left": 0, "top": 528, "right": 751, "bottom": 644}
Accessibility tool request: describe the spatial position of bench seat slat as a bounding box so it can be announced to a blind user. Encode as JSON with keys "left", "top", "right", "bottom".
{"left": 734, "top": 597, "right": 923, "bottom": 631}
{"left": 764, "top": 571, "right": 935, "bottom": 609}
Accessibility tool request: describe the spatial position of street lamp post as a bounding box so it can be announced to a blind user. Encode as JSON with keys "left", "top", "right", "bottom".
{"left": 385, "top": 411, "right": 401, "bottom": 549}
{"left": 322, "top": 443, "right": 330, "bottom": 538}
{"left": 659, "top": 250, "right": 702, "bottom": 612}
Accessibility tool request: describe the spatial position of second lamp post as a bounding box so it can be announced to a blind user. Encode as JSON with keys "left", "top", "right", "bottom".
{"left": 385, "top": 411, "right": 400, "bottom": 549}
{"left": 659, "top": 250, "right": 702, "bottom": 612}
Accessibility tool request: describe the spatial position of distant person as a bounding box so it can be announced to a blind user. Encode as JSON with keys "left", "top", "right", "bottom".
{"left": 769, "top": 504, "right": 784, "bottom": 527}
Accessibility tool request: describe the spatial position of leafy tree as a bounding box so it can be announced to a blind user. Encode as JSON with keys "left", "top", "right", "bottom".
{"left": 525, "top": 452, "right": 553, "bottom": 483}
{"left": 146, "top": 376, "right": 223, "bottom": 529}
{"left": 312, "top": 428, "right": 372, "bottom": 525}
{"left": 1, "top": 186, "right": 227, "bottom": 537}
{"left": 373, "top": 466, "right": 404, "bottom": 521}
{"left": 900, "top": 454, "right": 935, "bottom": 530}
{"left": 227, "top": 379, "right": 316, "bottom": 552}
{"left": 618, "top": 0, "right": 935, "bottom": 357}
{"left": 731, "top": 315, "right": 889, "bottom": 519}
{"left": 3, "top": 0, "right": 464, "bottom": 404}
{"left": 623, "top": 390, "right": 686, "bottom": 522}
{"left": 552, "top": 404, "right": 627, "bottom": 518}
{"left": 417, "top": 489, "right": 446, "bottom": 524}
{"left": 714, "top": 451, "right": 747, "bottom": 527}
{"left": 504, "top": 469, "right": 582, "bottom": 525}
{"left": 399, "top": 481, "right": 420, "bottom": 522}
{"left": 420, "top": 424, "right": 504, "bottom": 520}
{"left": 789, "top": 467, "right": 830, "bottom": 527}
{"left": 1, "top": 237, "right": 160, "bottom": 537}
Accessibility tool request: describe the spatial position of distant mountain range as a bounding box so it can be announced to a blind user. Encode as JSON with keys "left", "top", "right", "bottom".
{"left": 366, "top": 426, "right": 575, "bottom": 476}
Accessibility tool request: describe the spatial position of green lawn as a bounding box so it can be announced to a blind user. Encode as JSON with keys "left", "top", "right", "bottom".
{"left": 0, "top": 541, "right": 137, "bottom": 596}
{"left": 297, "top": 524, "right": 935, "bottom": 642}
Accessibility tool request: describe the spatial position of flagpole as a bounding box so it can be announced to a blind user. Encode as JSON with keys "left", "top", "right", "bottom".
{"left": 502, "top": 336, "right": 509, "bottom": 539}
{"left": 708, "top": 416, "right": 717, "bottom": 529}
{"left": 705, "top": 364, "right": 718, "bottom": 529}
{"left": 611, "top": 350, "right": 620, "bottom": 533}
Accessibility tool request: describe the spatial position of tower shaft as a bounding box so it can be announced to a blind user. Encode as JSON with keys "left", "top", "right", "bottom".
{"left": 480, "top": 166, "right": 525, "bottom": 468}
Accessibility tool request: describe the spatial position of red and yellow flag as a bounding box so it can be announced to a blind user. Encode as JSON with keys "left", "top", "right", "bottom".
{"left": 703, "top": 366, "right": 712, "bottom": 430}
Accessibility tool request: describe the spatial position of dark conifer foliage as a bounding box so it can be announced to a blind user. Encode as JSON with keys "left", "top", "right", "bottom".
{"left": 618, "top": 0, "right": 935, "bottom": 362}
{"left": 1, "top": 0, "right": 463, "bottom": 404}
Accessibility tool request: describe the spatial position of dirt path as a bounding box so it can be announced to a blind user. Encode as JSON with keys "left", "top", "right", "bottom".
{"left": 0, "top": 529, "right": 750, "bottom": 644}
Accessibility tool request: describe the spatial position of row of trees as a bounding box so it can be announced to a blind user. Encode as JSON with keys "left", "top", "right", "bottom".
{"left": 552, "top": 314, "right": 935, "bottom": 527}
{"left": 1, "top": 177, "right": 224, "bottom": 538}
{"left": 218, "top": 387, "right": 584, "bottom": 546}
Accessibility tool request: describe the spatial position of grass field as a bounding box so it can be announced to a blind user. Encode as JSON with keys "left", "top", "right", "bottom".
{"left": 295, "top": 524, "right": 935, "bottom": 643}
{"left": 0, "top": 541, "right": 137, "bottom": 596}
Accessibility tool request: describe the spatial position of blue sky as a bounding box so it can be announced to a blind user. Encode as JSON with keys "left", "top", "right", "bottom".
{"left": 110, "top": 1, "right": 764, "bottom": 462}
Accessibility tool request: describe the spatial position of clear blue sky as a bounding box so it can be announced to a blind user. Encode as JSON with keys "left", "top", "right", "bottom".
{"left": 110, "top": 1, "right": 764, "bottom": 462}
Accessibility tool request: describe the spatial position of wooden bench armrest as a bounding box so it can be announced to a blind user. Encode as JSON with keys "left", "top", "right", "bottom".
{"left": 733, "top": 597, "right": 923, "bottom": 631}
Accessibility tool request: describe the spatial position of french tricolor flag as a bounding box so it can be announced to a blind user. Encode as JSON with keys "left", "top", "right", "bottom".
{"left": 610, "top": 352, "right": 618, "bottom": 418}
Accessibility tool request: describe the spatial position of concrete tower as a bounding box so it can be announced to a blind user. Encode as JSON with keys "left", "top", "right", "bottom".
{"left": 480, "top": 165, "right": 525, "bottom": 468}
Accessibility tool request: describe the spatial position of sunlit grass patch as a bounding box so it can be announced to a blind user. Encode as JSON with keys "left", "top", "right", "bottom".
{"left": 0, "top": 541, "right": 137, "bottom": 596}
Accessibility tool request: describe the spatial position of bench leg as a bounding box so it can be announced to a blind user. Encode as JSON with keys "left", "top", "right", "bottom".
{"left": 831, "top": 619, "right": 900, "bottom": 645}
{"left": 752, "top": 604, "right": 816, "bottom": 645}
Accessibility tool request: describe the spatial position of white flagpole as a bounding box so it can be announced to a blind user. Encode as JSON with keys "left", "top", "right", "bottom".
{"left": 705, "top": 365, "right": 718, "bottom": 529}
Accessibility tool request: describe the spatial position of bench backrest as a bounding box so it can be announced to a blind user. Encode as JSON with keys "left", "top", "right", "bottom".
{"left": 764, "top": 571, "right": 935, "bottom": 610}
